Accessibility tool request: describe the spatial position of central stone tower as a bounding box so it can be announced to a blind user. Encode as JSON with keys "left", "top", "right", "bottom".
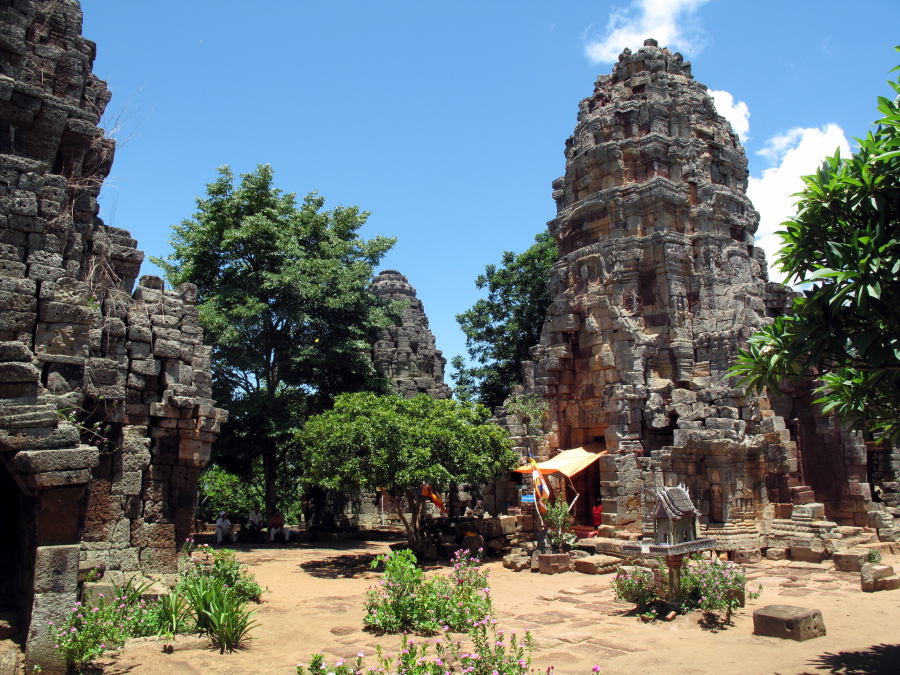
{"left": 526, "top": 40, "right": 882, "bottom": 546}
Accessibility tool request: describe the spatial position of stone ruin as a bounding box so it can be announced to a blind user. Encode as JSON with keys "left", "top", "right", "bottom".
{"left": 314, "top": 270, "right": 453, "bottom": 531}
{"left": 371, "top": 269, "right": 452, "bottom": 400}
{"left": 514, "top": 39, "right": 900, "bottom": 560}
{"left": 0, "top": 0, "right": 225, "bottom": 667}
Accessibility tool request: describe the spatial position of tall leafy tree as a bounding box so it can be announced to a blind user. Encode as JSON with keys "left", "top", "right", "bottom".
{"left": 732, "top": 60, "right": 900, "bottom": 442}
{"left": 454, "top": 231, "right": 557, "bottom": 409}
{"left": 154, "top": 164, "right": 397, "bottom": 513}
{"left": 299, "top": 392, "right": 516, "bottom": 553}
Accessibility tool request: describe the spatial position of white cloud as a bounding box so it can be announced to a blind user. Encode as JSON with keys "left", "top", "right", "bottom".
{"left": 585, "top": 0, "right": 712, "bottom": 63}
{"left": 747, "top": 124, "right": 850, "bottom": 284}
{"left": 709, "top": 89, "right": 750, "bottom": 142}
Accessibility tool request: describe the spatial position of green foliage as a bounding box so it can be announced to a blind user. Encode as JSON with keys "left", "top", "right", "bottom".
{"left": 454, "top": 232, "right": 557, "bottom": 409}
{"left": 298, "top": 622, "right": 539, "bottom": 675}
{"left": 679, "top": 558, "right": 760, "bottom": 623}
{"left": 153, "top": 164, "right": 397, "bottom": 511}
{"left": 299, "top": 392, "right": 516, "bottom": 550}
{"left": 199, "top": 585, "right": 258, "bottom": 653}
{"left": 425, "top": 549, "right": 492, "bottom": 632}
{"left": 49, "top": 551, "right": 263, "bottom": 669}
{"left": 611, "top": 567, "right": 658, "bottom": 609}
{"left": 196, "top": 464, "right": 261, "bottom": 524}
{"left": 363, "top": 548, "right": 492, "bottom": 635}
{"left": 364, "top": 549, "right": 426, "bottom": 633}
{"left": 151, "top": 591, "right": 193, "bottom": 638}
{"left": 867, "top": 547, "right": 883, "bottom": 563}
{"left": 543, "top": 494, "right": 576, "bottom": 552}
{"left": 179, "top": 547, "right": 265, "bottom": 603}
{"left": 731, "top": 57, "right": 900, "bottom": 442}
{"left": 49, "top": 584, "right": 174, "bottom": 671}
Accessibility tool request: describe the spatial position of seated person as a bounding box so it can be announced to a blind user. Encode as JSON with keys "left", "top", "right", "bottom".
{"left": 269, "top": 510, "right": 289, "bottom": 542}
{"left": 247, "top": 505, "right": 264, "bottom": 540}
{"left": 215, "top": 511, "right": 237, "bottom": 544}
{"left": 464, "top": 499, "right": 485, "bottom": 518}
{"left": 592, "top": 497, "right": 604, "bottom": 528}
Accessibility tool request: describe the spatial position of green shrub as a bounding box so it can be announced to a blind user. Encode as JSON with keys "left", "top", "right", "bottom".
{"left": 543, "top": 495, "right": 577, "bottom": 552}
{"left": 149, "top": 591, "right": 194, "bottom": 637}
{"left": 180, "top": 575, "right": 229, "bottom": 634}
{"left": 49, "top": 586, "right": 159, "bottom": 671}
{"left": 423, "top": 549, "right": 492, "bottom": 632}
{"left": 364, "top": 548, "right": 429, "bottom": 633}
{"left": 49, "top": 599, "right": 126, "bottom": 671}
{"left": 298, "top": 621, "right": 543, "bottom": 675}
{"left": 363, "top": 548, "right": 492, "bottom": 635}
{"left": 611, "top": 567, "right": 657, "bottom": 609}
{"left": 180, "top": 547, "right": 264, "bottom": 602}
{"left": 867, "top": 547, "right": 883, "bottom": 564}
{"left": 201, "top": 587, "right": 258, "bottom": 653}
{"left": 679, "top": 558, "right": 760, "bottom": 623}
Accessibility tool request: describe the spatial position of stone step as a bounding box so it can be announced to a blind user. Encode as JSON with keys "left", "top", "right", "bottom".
{"left": 790, "top": 486, "right": 817, "bottom": 505}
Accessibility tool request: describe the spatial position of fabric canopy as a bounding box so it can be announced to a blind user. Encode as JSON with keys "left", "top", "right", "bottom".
{"left": 514, "top": 447, "right": 606, "bottom": 478}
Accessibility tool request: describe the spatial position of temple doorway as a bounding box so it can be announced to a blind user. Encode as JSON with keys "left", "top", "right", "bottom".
{"left": 0, "top": 463, "right": 35, "bottom": 619}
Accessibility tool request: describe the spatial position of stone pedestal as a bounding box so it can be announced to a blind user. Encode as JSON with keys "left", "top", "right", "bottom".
{"left": 753, "top": 605, "right": 826, "bottom": 641}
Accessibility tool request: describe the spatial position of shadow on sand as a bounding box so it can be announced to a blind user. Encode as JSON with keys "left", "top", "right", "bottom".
{"left": 800, "top": 643, "right": 900, "bottom": 674}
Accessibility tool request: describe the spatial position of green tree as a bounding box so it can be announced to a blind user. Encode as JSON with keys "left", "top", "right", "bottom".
{"left": 298, "top": 392, "right": 517, "bottom": 552}
{"left": 732, "top": 60, "right": 900, "bottom": 442}
{"left": 154, "top": 164, "right": 397, "bottom": 514}
{"left": 454, "top": 231, "right": 557, "bottom": 409}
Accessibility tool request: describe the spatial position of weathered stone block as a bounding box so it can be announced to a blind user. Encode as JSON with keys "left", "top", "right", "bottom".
{"left": 752, "top": 605, "right": 826, "bottom": 641}
{"left": 110, "top": 471, "right": 142, "bottom": 496}
{"left": 138, "top": 547, "right": 178, "bottom": 574}
{"left": 860, "top": 563, "right": 899, "bottom": 592}
{"left": 573, "top": 554, "right": 620, "bottom": 574}
{"left": 832, "top": 549, "right": 868, "bottom": 573}
{"left": 538, "top": 553, "right": 573, "bottom": 574}
{"left": 502, "top": 554, "right": 531, "bottom": 571}
{"left": 12, "top": 446, "right": 99, "bottom": 474}
{"left": 33, "top": 545, "right": 80, "bottom": 594}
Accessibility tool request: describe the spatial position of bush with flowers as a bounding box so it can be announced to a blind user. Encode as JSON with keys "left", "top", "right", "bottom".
{"left": 49, "top": 578, "right": 171, "bottom": 671}
{"left": 610, "top": 566, "right": 658, "bottom": 610}
{"left": 178, "top": 545, "right": 265, "bottom": 603}
{"left": 49, "top": 541, "right": 264, "bottom": 670}
{"left": 298, "top": 618, "right": 536, "bottom": 675}
{"left": 364, "top": 548, "right": 492, "bottom": 635}
{"left": 678, "top": 557, "right": 760, "bottom": 623}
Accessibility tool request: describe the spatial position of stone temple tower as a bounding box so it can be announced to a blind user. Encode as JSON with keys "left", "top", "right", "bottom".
{"left": 526, "top": 40, "right": 897, "bottom": 552}
{"left": 371, "top": 270, "right": 451, "bottom": 399}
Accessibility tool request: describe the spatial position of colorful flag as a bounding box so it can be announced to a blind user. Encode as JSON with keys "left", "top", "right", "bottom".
{"left": 530, "top": 458, "right": 551, "bottom": 515}
{"left": 420, "top": 484, "right": 447, "bottom": 515}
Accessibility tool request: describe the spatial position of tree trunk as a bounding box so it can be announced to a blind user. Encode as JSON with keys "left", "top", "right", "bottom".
{"left": 263, "top": 447, "right": 277, "bottom": 517}
{"left": 395, "top": 491, "right": 429, "bottom": 556}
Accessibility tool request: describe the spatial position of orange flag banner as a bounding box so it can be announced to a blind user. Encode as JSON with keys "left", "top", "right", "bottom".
{"left": 421, "top": 484, "right": 447, "bottom": 514}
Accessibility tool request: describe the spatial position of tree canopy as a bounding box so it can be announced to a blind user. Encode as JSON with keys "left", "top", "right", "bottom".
{"left": 299, "top": 392, "right": 517, "bottom": 550}
{"left": 153, "top": 164, "right": 398, "bottom": 512}
{"left": 453, "top": 231, "right": 557, "bottom": 409}
{"left": 731, "top": 61, "right": 900, "bottom": 442}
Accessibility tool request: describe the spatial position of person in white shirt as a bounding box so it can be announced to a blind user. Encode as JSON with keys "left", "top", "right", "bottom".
{"left": 215, "top": 511, "right": 237, "bottom": 544}
{"left": 247, "top": 506, "right": 264, "bottom": 542}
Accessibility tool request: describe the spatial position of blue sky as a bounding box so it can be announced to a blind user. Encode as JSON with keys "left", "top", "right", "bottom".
{"left": 82, "top": 0, "right": 900, "bottom": 376}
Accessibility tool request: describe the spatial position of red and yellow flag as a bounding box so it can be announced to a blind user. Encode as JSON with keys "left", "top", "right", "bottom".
{"left": 421, "top": 484, "right": 447, "bottom": 515}
{"left": 530, "top": 458, "right": 551, "bottom": 515}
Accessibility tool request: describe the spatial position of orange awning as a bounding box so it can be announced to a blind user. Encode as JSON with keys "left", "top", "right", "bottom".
{"left": 514, "top": 447, "right": 607, "bottom": 478}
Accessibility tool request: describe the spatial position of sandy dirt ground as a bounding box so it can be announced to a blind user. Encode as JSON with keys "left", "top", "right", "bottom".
{"left": 96, "top": 539, "right": 900, "bottom": 675}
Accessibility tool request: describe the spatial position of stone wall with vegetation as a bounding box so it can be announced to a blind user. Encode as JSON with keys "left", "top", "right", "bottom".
{"left": 0, "top": 1, "right": 225, "bottom": 667}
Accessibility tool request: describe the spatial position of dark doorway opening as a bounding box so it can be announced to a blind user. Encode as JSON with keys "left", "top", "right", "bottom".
{"left": 0, "top": 463, "right": 36, "bottom": 621}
